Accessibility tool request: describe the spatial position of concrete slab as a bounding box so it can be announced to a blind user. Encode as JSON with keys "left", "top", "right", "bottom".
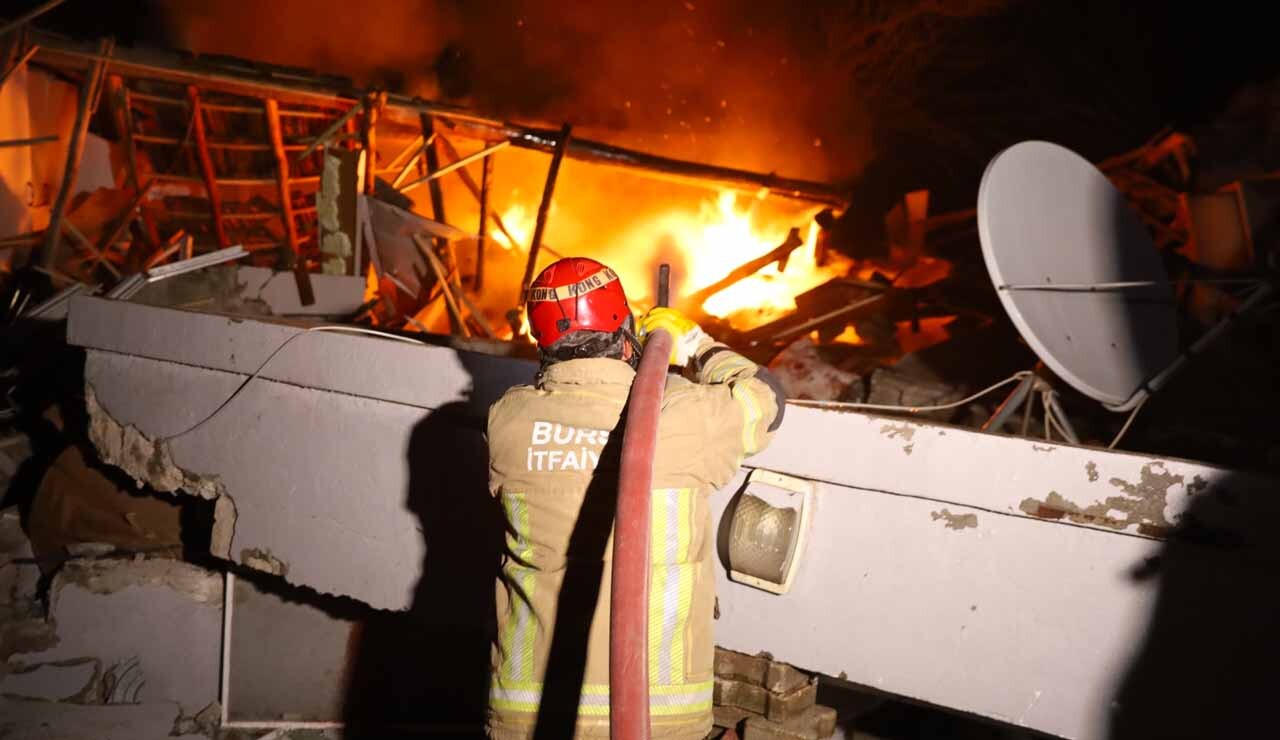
{"left": 0, "top": 697, "right": 205, "bottom": 740}
{"left": 9, "top": 559, "right": 222, "bottom": 716}
{"left": 234, "top": 265, "right": 365, "bottom": 316}
{"left": 1, "top": 659, "right": 96, "bottom": 701}
{"left": 227, "top": 575, "right": 357, "bottom": 723}
{"left": 130, "top": 265, "right": 364, "bottom": 318}
{"left": 66, "top": 298, "right": 1280, "bottom": 738}
{"left": 0, "top": 510, "right": 39, "bottom": 606}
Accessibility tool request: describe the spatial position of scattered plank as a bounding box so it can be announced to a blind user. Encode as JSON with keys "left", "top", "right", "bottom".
{"left": 42, "top": 39, "right": 110, "bottom": 268}
{"left": 186, "top": 86, "right": 228, "bottom": 247}
{"left": 263, "top": 98, "right": 301, "bottom": 258}
{"left": 0, "top": 44, "right": 39, "bottom": 92}
{"left": 517, "top": 123, "right": 573, "bottom": 313}
{"left": 293, "top": 100, "right": 362, "bottom": 164}
{"left": 685, "top": 228, "right": 803, "bottom": 311}
{"left": 412, "top": 233, "right": 470, "bottom": 338}
{"left": 475, "top": 152, "right": 492, "bottom": 293}
{"left": 0, "top": 134, "right": 57, "bottom": 148}
{"left": 398, "top": 140, "right": 509, "bottom": 194}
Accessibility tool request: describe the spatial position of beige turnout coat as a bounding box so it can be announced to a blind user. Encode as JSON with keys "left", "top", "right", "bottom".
{"left": 486, "top": 345, "right": 783, "bottom": 740}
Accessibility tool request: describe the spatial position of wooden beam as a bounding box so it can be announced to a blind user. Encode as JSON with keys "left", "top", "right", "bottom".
{"left": 0, "top": 231, "right": 43, "bottom": 250}
{"left": 0, "top": 44, "right": 38, "bottom": 92}
{"left": 133, "top": 133, "right": 310, "bottom": 151}
{"left": 61, "top": 219, "right": 121, "bottom": 279}
{"left": 106, "top": 74, "right": 162, "bottom": 252}
{"left": 475, "top": 151, "right": 492, "bottom": 293}
{"left": 413, "top": 233, "right": 469, "bottom": 338}
{"left": 187, "top": 86, "right": 228, "bottom": 248}
{"left": 517, "top": 123, "right": 573, "bottom": 312}
{"left": 42, "top": 39, "right": 108, "bottom": 268}
{"left": 263, "top": 98, "right": 301, "bottom": 258}
{"left": 96, "top": 179, "right": 155, "bottom": 264}
{"left": 435, "top": 132, "right": 553, "bottom": 258}
{"left": 685, "top": 228, "right": 804, "bottom": 310}
{"left": 294, "top": 99, "right": 362, "bottom": 163}
{"left": 386, "top": 133, "right": 423, "bottom": 172}
{"left": 398, "top": 140, "right": 509, "bottom": 194}
{"left": 417, "top": 113, "right": 466, "bottom": 333}
{"left": 32, "top": 33, "right": 847, "bottom": 206}
{"left": 0, "top": 0, "right": 69, "bottom": 38}
{"left": 361, "top": 91, "right": 384, "bottom": 195}
{"left": 0, "top": 135, "right": 57, "bottom": 148}
{"left": 419, "top": 115, "right": 448, "bottom": 226}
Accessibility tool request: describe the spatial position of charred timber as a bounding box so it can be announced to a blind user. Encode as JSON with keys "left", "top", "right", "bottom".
{"left": 30, "top": 31, "right": 848, "bottom": 208}
{"left": 685, "top": 228, "right": 803, "bottom": 311}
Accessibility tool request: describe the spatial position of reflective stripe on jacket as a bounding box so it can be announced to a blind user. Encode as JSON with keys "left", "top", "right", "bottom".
{"left": 486, "top": 346, "right": 782, "bottom": 740}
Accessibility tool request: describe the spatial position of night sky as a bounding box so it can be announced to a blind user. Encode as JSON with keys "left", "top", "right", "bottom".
{"left": 26, "top": 1, "right": 1280, "bottom": 210}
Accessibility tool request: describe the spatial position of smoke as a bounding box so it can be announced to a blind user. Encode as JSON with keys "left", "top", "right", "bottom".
{"left": 160, "top": 0, "right": 460, "bottom": 98}
{"left": 157, "top": 0, "right": 1166, "bottom": 209}
{"left": 156, "top": 0, "right": 885, "bottom": 182}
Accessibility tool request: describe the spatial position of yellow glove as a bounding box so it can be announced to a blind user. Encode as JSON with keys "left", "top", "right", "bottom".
{"left": 638, "top": 307, "right": 713, "bottom": 366}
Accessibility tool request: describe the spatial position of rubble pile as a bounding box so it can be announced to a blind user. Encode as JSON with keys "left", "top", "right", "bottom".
{"left": 712, "top": 648, "right": 838, "bottom": 740}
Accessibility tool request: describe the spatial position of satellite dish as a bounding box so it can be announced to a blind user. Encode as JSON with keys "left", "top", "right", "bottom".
{"left": 977, "top": 141, "right": 1178, "bottom": 408}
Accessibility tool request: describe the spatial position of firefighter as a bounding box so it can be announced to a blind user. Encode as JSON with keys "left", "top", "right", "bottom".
{"left": 486, "top": 257, "right": 785, "bottom": 740}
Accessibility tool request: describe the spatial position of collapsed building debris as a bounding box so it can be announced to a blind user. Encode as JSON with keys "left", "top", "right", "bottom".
{"left": 59, "top": 290, "right": 1280, "bottom": 739}
{"left": 3, "top": 6, "right": 1280, "bottom": 739}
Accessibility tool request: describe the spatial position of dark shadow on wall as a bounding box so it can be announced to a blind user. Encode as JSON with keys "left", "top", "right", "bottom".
{"left": 1109, "top": 468, "right": 1280, "bottom": 739}
{"left": 342, "top": 349, "right": 534, "bottom": 739}
{"left": 530, "top": 419, "right": 624, "bottom": 740}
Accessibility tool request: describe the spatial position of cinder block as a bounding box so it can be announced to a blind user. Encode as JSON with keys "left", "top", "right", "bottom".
{"left": 715, "top": 676, "right": 769, "bottom": 714}
{"left": 713, "top": 704, "right": 755, "bottom": 730}
{"left": 741, "top": 705, "right": 839, "bottom": 740}
{"left": 765, "top": 678, "right": 818, "bottom": 722}
{"left": 715, "top": 647, "right": 770, "bottom": 686}
{"left": 765, "top": 661, "right": 811, "bottom": 694}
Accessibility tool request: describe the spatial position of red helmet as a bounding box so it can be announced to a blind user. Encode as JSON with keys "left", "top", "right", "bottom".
{"left": 527, "top": 257, "right": 631, "bottom": 349}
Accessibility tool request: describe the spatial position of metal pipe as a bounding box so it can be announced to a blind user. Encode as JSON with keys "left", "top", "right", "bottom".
{"left": 1106, "top": 283, "right": 1275, "bottom": 412}
{"left": 610, "top": 328, "right": 672, "bottom": 740}
{"left": 980, "top": 374, "right": 1034, "bottom": 433}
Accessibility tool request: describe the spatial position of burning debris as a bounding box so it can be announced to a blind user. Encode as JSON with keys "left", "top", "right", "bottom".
{"left": 3, "top": 3, "right": 1280, "bottom": 739}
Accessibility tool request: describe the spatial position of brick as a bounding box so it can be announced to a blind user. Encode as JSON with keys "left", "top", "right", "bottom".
{"left": 764, "top": 661, "right": 811, "bottom": 694}
{"left": 741, "top": 705, "right": 840, "bottom": 740}
{"left": 715, "top": 677, "right": 769, "bottom": 714}
{"left": 715, "top": 647, "right": 769, "bottom": 685}
{"left": 713, "top": 704, "right": 755, "bottom": 730}
{"left": 765, "top": 678, "right": 818, "bottom": 722}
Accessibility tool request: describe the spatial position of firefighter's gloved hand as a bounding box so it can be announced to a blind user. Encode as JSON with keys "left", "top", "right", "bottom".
{"left": 638, "top": 307, "right": 713, "bottom": 366}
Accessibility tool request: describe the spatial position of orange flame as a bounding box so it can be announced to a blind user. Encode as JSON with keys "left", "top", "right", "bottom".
{"left": 536, "top": 191, "right": 851, "bottom": 330}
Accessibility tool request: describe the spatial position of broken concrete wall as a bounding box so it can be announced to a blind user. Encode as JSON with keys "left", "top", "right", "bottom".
{"left": 66, "top": 297, "right": 1280, "bottom": 738}
{"left": 4, "top": 558, "right": 222, "bottom": 716}
{"left": 131, "top": 264, "right": 365, "bottom": 318}
{"left": 71, "top": 296, "right": 535, "bottom": 608}
{"left": 0, "top": 510, "right": 40, "bottom": 609}
{"left": 226, "top": 574, "right": 357, "bottom": 723}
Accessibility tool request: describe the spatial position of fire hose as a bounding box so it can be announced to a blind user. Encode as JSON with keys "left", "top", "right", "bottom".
{"left": 610, "top": 266, "right": 673, "bottom": 740}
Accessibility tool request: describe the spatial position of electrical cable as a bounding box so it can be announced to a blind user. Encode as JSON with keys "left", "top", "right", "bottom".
{"left": 786, "top": 371, "right": 1033, "bottom": 414}
{"left": 162, "top": 325, "right": 425, "bottom": 442}
{"left": 1107, "top": 396, "right": 1147, "bottom": 450}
